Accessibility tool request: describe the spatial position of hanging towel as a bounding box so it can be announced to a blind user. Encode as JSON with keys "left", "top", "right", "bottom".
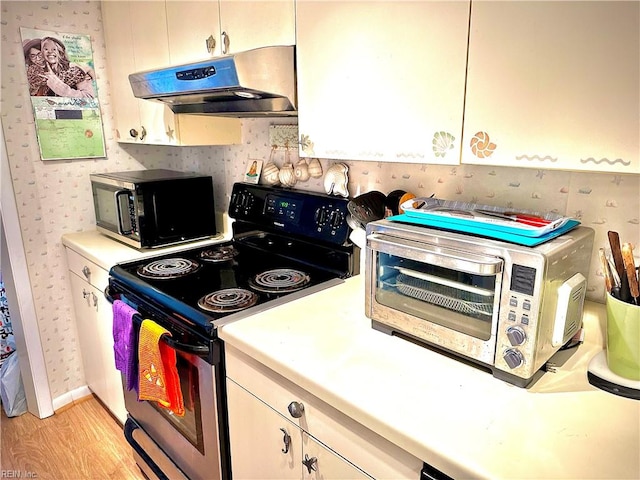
{"left": 112, "top": 300, "right": 139, "bottom": 393}
{"left": 138, "top": 319, "right": 185, "bottom": 416}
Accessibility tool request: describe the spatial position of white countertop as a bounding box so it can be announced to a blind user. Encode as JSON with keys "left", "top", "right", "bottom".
{"left": 219, "top": 276, "right": 640, "bottom": 479}
{"left": 61, "top": 214, "right": 233, "bottom": 270}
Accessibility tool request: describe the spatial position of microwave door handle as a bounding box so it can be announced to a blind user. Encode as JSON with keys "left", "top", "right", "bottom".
{"left": 114, "top": 189, "right": 133, "bottom": 235}
{"left": 367, "top": 233, "right": 503, "bottom": 275}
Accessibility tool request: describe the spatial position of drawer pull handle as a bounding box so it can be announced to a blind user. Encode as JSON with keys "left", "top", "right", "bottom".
{"left": 287, "top": 401, "right": 304, "bottom": 418}
{"left": 82, "top": 266, "right": 91, "bottom": 279}
{"left": 302, "top": 454, "right": 317, "bottom": 474}
{"left": 279, "top": 428, "right": 291, "bottom": 454}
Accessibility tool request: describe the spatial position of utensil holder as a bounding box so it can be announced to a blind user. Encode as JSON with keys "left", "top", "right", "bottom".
{"left": 606, "top": 292, "right": 640, "bottom": 381}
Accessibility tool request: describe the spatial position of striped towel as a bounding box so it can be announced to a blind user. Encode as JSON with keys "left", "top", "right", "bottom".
{"left": 112, "top": 300, "right": 138, "bottom": 393}
{"left": 138, "top": 319, "right": 184, "bottom": 416}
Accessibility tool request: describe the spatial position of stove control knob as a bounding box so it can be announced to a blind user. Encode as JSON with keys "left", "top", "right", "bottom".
{"left": 503, "top": 348, "right": 524, "bottom": 369}
{"left": 506, "top": 326, "right": 526, "bottom": 346}
{"left": 287, "top": 401, "right": 305, "bottom": 418}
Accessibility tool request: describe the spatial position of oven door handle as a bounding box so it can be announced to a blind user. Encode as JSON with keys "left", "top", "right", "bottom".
{"left": 160, "top": 335, "right": 209, "bottom": 355}
{"left": 104, "top": 285, "right": 209, "bottom": 356}
{"left": 367, "top": 233, "right": 503, "bottom": 275}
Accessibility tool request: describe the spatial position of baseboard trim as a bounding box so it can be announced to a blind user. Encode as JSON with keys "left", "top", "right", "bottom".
{"left": 52, "top": 386, "right": 92, "bottom": 413}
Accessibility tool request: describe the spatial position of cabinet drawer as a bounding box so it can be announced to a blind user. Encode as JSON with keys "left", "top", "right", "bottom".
{"left": 65, "top": 247, "right": 110, "bottom": 291}
{"left": 225, "top": 345, "right": 422, "bottom": 480}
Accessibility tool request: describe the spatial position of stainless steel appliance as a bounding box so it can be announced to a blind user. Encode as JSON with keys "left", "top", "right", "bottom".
{"left": 365, "top": 219, "right": 594, "bottom": 387}
{"left": 91, "top": 169, "right": 218, "bottom": 249}
{"left": 106, "top": 183, "right": 359, "bottom": 480}
{"left": 129, "top": 46, "right": 296, "bottom": 117}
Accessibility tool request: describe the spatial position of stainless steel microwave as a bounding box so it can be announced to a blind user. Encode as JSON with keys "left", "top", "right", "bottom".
{"left": 365, "top": 219, "right": 594, "bottom": 387}
{"left": 90, "top": 169, "right": 217, "bottom": 249}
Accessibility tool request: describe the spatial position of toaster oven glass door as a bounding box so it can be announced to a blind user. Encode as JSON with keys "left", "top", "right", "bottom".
{"left": 370, "top": 235, "right": 504, "bottom": 341}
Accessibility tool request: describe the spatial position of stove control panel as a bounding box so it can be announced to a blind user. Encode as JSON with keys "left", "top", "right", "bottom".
{"left": 229, "top": 183, "right": 352, "bottom": 245}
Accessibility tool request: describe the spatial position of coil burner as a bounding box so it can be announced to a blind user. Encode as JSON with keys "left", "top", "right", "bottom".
{"left": 137, "top": 258, "right": 201, "bottom": 279}
{"left": 197, "top": 288, "right": 259, "bottom": 313}
{"left": 249, "top": 268, "right": 311, "bottom": 294}
{"left": 199, "top": 245, "right": 239, "bottom": 263}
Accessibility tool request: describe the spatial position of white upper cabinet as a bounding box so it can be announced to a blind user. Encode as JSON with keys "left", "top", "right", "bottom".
{"left": 101, "top": 1, "right": 241, "bottom": 146}
{"left": 166, "top": 0, "right": 295, "bottom": 63}
{"left": 296, "top": 1, "right": 470, "bottom": 164}
{"left": 218, "top": 1, "right": 296, "bottom": 54}
{"left": 462, "top": 1, "right": 640, "bottom": 174}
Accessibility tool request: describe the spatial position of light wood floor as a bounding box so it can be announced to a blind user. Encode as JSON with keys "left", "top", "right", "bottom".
{"left": 1, "top": 396, "right": 145, "bottom": 479}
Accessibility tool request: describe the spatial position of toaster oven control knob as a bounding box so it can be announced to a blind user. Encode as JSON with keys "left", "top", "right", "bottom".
{"left": 287, "top": 401, "right": 305, "bottom": 418}
{"left": 506, "top": 326, "right": 527, "bottom": 346}
{"left": 503, "top": 348, "right": 524, "bottom": 369}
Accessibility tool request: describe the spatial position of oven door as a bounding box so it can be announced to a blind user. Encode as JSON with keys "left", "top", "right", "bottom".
{"left": 124, "top": 338, "right": 227, "bottom": 480}
{"left": 366, "top": 232, "right": 504, "bottom": 365}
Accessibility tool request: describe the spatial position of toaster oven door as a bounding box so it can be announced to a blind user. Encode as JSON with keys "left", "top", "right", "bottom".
{"left": 366, "top": 233, "right": 504, "bottom": 365}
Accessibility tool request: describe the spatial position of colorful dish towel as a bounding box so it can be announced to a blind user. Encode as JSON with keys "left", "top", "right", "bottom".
{"left": 138, "top": 319, "right": 185, "bottom": 416}
{"left": 112, "top": 299, "right": 138, "bottom": 393}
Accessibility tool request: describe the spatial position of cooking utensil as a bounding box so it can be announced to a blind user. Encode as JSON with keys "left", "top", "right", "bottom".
{"left": 608, "top": 231, "right": 632, "bottom": 302}
{"left": 474, "top": 209, "right": 551, "bottom": 227}
{"left": 621, "top": 242, "right": 639, "bottom": 304}
{"left": 347, "top": 191, "right": 387, "bottom": 226}
{"left": 599, "top": 248, "right": 613, "bottom": 294}
{"left": 607, "top": 231, "right": 626, "bottom": 281}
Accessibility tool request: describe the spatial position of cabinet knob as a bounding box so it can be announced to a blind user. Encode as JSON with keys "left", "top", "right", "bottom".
{"left": 206, "top": 34, "right": 216, "bottom": 53}
{"left": 129, "top": 128, "right": 138, "bottom": 139}
{"left": 302, "top": 454, "right": 317, "bottom": 474}
{"left": 279, "top": 427, "right": 291, "bottom": 454}
{"left": 91, "top": 292, "right": 98, "bottom": 308}
{"left": 82, "top": 265, "right": 91, "bottom": 279}
{"left": 82, "top": 289, "right": 90, "bottom": 299}
{"left": 221, "top": 31, "right": 230, "bottom": 55}
{"left": 287, "top": 401, "right": 304, "bottom": 418}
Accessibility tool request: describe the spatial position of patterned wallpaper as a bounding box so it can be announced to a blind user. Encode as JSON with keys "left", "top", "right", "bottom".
{"left": 1, "top": 1, "right": 638, "bottom": 405}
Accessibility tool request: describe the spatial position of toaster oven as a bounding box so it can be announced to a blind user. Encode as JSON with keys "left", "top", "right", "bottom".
{"left": 365, "top": 219, "right": 594, "bottom": 387}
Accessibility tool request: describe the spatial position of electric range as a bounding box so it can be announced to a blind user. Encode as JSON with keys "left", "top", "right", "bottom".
{"left": 108, "top": 182, "right": 359, "bottom": 337}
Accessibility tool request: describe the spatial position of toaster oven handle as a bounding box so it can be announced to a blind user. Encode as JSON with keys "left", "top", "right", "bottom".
{"left": 367, "top": 233, "right": 503, "bottom": 275}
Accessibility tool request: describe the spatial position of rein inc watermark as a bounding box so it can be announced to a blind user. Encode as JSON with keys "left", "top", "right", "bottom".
{"left": 0, "top": 471, "right": 38, "bottom": 478}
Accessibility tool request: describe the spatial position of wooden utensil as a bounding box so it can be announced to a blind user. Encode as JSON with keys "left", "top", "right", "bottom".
{"left": 599, "top": 248, "right": 613, "bottom": 293}
{"left": 608, "top": 231, "right": 626, "bottom": 280}
{"left": 608, "top": 230, "right": 632, "bottom": 301}
{"left": 621, "top": 242, "right": 639, "bottom": 304}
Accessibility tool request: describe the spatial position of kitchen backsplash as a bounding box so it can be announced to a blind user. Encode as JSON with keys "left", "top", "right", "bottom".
{"left": 1, "top": 1, "right": 638, "bottom": 404}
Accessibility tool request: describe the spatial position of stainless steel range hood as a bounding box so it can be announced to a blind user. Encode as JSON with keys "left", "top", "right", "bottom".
{"left": 128, "top": 46, "right": 296, "bottom": 117}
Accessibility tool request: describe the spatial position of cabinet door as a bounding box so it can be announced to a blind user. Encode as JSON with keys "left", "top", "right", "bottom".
{"left": 303, "top": 433, "right": 372, "bottom": 480}
{"left": 227, "top": 379, "right": 300, "bottom": 480}
{"left": 69, "top": 274, "right": 127, "bottom": 424}
{"left": 129, "top": 1, "right": 173, "bottom": 145}
{"left": 462, "top": 1, "right": 639, "bottom": 173}
{"left": 166, "top": 1, "right": 221, "bottom": 63}
{"left": 102, "top": 1, "right": 142, "bottom": 143}
{"left": 219, "top": 0, "right": 295, "bottom": 54}
{"left": 296, "top": 1, "right": 469, "bottom": 164}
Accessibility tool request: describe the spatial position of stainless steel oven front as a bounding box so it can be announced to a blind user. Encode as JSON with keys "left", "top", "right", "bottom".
{"left": 365, "top": 219, "right": 594, "bottom": 387}
{"left": 123, "top": 340, "right": 226, "bottom": 480}
{"left": 108, "top": 283, "right": 230, "bottom": 480}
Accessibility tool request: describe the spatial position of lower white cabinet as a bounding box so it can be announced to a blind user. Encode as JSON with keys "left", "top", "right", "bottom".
{"left": 65, "top": 248, "right": 126, "bottom": 424}
{"left": 227, "top": 380, "right": 370, "bottom": 480}
{"left": 225, "top": 345, "right": 422, "bottom": 480}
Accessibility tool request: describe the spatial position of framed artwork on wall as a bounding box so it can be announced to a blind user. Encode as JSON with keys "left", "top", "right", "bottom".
{"left": 20, "top": 27, "right": 106, "bottom": 161}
